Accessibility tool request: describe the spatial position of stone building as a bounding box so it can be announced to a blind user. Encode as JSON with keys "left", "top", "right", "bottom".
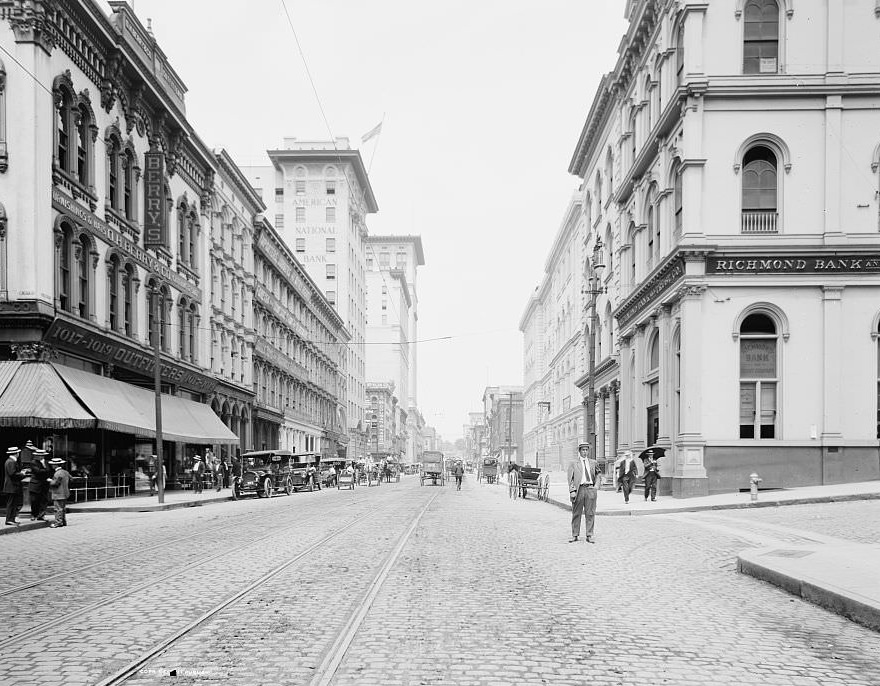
{"left": 0, "top": 0, "right": 246, "bottom": 488}
{"left": 482, "top": 386, "right": 524, "bottom": 466}
{"left": 242, "top": 139, "right": 377, "bottom": 460}
{"left": 566, "top": 0, "right": 880, "bottom": 495}
{"left": 252, "top": 216, "right": 349, "bottom": 458}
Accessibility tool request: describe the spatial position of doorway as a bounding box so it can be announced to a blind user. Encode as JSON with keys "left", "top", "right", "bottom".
{"left": 647, "top": 406, "right": 659, "bottom": 446}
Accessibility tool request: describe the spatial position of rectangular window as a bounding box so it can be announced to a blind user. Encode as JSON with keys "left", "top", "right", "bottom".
{"left": 326, "top": 237, "right": 336, "bottom": 253}
{"left": 326, "top": 264, "right": 336, "bottom": 280}
{"left": 326, "top": 206, "right": 336, "bottom": 223}
{"left": 379, "top": 252, "right": 390, "bottom": 267}
{"left": 381, "top": 299, "right": 387, "bottom": 311}
{"left": 296, "top": 206, "right": 306, "bottom": 223}
{"left": 366, "top": 257, "right": 373, "bottom": 270}
{"left": 295, "top": 180, "right": 306, "bottom": 195}
{"left": 744, "top": 11, "right": 779, "bottom": 74}
{"left": 275, "top": 214, "right": 284, "bottom": 229}
{"left": 275, "top": 187, "right": 284, "bottom": 200}
{"left": 326, "top": 290, "right": 336, "bottom": 305}
{"left": 326, "top": 181, "right": 336, "bottom": 195}
{"left": 396, "top": 252, "right": 407, "bottom": 269}
{"left": 295, "top": 238, "right": 305, "bottom": 253}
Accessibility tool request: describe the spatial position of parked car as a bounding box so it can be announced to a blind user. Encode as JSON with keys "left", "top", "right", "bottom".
{"left": 232, "top": 450, "right": 295, "bottom": 499}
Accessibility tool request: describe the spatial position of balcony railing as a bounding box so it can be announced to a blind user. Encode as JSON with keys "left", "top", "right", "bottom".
{"left": 741, "top": 210, "right": 778, "bottom": 234}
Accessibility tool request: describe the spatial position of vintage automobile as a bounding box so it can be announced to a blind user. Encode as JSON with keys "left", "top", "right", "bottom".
{"left": 320, "top": 458, "right": 347, "bottom": 488}
{"left": 232, "top": 450, "right": 295, "bottom": 499}
{"left": 289, "top": 452, "right": 321, "bottom": 491}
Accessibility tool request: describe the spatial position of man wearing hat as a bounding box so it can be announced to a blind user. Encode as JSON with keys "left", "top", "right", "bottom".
{"left": 616, "top": 450, "right": 639, "bottom": 504}
{"left": 191, "top": 455, "right": 204, "bottom": 493}
{"left": 47, "top": 457, "right": 70, "bottom": 528}
{"left": 566, "top": 441, "right": 602, "bottom": 543}
{"left": 3, "top": 446, "right": 24, "bottom": 525}
{"left": 28, "top": 449, "right": 51, "bottom": 521}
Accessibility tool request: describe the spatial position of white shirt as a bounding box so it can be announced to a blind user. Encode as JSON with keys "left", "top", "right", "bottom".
{"left": 579, "top": 456, "right": 593, "bottom": 486}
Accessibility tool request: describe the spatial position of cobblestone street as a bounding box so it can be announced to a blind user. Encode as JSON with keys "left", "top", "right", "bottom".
{"left": 1, "top": 478, "right": 879, "bottom": 686}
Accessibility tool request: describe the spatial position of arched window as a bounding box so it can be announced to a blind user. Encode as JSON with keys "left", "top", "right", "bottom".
{"left": 187, "top": 210, "right": 198, "bottom": 270}
{"left": 188, "top": 303, "right": 196, "bottom": 363}
{"left": 160, "top": 286, "right": 170, "bottom": 351}
{"left": 629, "top": 110, "right": 638, "bottom": 164}
{"left": 672, "top": 160, "right": 683, "bottom": 240}
{"left": 177, "top": 200, "right": 188, "bottom": 264}
{"left": 595, "top": 174, "right": 603, "bottom": 213}
{"left": 741, "top": 145, "right": 778, "bottom": 233}
{"left": 676, "top": 22, "right": 685, "bottom": 86}
{"left": 178, "top": 298, "right": 187, "bottom": 359}
{"left": 146, "top": 279, "right": 158, "bottom": 346}
{"left": 76, "top": 103, "right": 91, "bottom": 185}
{"left": 76, "top": 234, "right": 90, "bottom": 319}
{"left": 644, "top": 75, "right": 653, "bottom": 131}
{"left": 122, "top": 145, "right": 136, "bottom": 220}
{"left": 627, "top": 222, "right": 637, "bottom": 288}
{"left": 56, "top": 223, "right": 73, "bottom": 312}
{"left": 744, "top": 0, "right": 779, "bottom": 75}
{"left": 646, "top": 190, "right": 657, "bottom": 271}
{"left": 123, "top": 263, "right": 135, "bottom": 337}
{"left": 108, "top": 255, "right": 120, "bottom": 331}
{"left": 605, "top": 225, "right": 613, "bottom": 275}
{"left": 739, "top": 312, "right": 779, "bottom": 439}
{"left": 106, "top": 134, "right": 120, "bottom": 210}
{"left": 56, "top": 87, "right": 75, "bottom": 174}
{"left": 646, "top": 332, "right": 661, "bottom": 446}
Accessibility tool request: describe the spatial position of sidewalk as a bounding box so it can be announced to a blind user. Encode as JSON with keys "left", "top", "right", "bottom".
{"left": 532, "top": 470, "right": 880, "bottom": 633}
{"left": 67, "top": 489, "right": 234, "bottom": 513}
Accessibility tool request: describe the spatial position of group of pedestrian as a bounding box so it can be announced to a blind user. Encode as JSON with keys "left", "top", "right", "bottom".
{"left": 186, "top": 450, "right": 229, "bottom": 494}
{"left": 4, "top": 443, "right": 71, "bottom": 528}
{"left": 567, "top": 442, "right": 663, "bottom": 543}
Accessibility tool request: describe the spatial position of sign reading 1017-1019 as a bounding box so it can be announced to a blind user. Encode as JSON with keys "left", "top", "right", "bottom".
{"left": 143, "top": 152, "right": 167, "bottom": 248}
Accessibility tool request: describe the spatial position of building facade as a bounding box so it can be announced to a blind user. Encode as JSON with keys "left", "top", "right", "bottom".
{"left": 520, "top": 197, "right": 594, "bottom": 472}
{"left": 482, "top": 386, "right": 524, "bottom": 466}
{"left": 252, "top": 217, "right": 348, "bottom": 458}
{"left": 566, "top": 0, "right": 880, "bottom": 495}
{"left": 0, "top": 0, "right": 248, "bottom": 488}
{"left": 242, "top": 139, "right": 377, "bottom": 460}
{"left": 365, "top": 381, "right": 405, "bottom": 461}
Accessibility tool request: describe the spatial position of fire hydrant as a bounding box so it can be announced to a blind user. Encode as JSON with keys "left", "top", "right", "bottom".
{"left": 749, "top": 472, "right": 762, "bottom": 502}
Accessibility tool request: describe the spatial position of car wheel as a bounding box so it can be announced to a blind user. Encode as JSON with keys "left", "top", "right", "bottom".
{"left": 232, "top": 482, "right": 241, "bottom": 500}
{"left": 263, "top": 477, "right": 273, "bottom": 498}
{"left": 285, "top": 478, "right": 293, "bottom": 496}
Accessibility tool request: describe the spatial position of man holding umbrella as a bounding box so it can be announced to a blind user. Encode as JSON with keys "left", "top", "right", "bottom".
{"left": 641, "top": 448, "right": 662, "bottom": 502}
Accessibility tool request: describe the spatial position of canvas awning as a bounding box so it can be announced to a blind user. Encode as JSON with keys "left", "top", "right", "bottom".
{"left": 0, "top": 362, "right": 95, "bottom": 429}
{"left": 53, "top": 364, "right": 154, "bottom": 437}
{"left": 52, "top": 363, "right": 239, "bottom": 444}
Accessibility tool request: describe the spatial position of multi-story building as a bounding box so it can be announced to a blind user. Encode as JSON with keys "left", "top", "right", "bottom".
{"left": 464, "top": 412, "right": 488, "bottom": 465}
{"left": 0, "top": 0, "right": 242, "bottom": 484}
{"left": 252, "top": 217, "right": 349, "bottom": 458}
{"left": 482, "top": 386, "right": 524, "bottom": 466}
{"left": 520, "top": 196, "right": 591, "bottom": 472}
{"left": 567, "top": 0, "right": 880, "bottom": 495}
{"left": 242, "top": 138, "right": 377, "bottom": 460}
{"left": 208, "top": 149, "right": 259, "bottom": 459}
{"left": 365, "top": 381, "right": 405, "bottom": 460}
{"left": 365, "top": 235, "right": 425, "bottom": 464}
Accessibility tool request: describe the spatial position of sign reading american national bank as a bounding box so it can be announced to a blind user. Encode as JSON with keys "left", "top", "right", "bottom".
{"left": 52, "top": 188, "right": 201, "bottom": 302}
{"left": 708, "top": 254, "right": 880, "bottom": 274}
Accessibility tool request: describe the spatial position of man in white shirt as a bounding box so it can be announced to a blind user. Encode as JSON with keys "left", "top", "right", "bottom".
{"left": 566, "top": 442, "right": 601, "bottom": 543}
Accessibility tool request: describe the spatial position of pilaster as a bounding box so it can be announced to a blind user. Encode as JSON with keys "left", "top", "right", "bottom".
{"left": 821, "top": 286, "right": 843, "bottom": 441}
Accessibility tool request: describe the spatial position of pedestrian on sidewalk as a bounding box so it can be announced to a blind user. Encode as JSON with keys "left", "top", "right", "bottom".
{"left": 28, "top": 449, "right": 51, "bottom": 521}
{"left": 454, "top": 461, "right": 464, "bottom": 490}
{"left": 47, "top": 457, "right": 70, "bottom": 528}
{"left": 212, "top": 457, "right": 223, "bottom": 491}
{"left": 3, "top": 446, "right": 24, "bottom": 526}
{"left": 617, "top": 451, "right": 638, "bottom": 504}
{"left": 642, "top": 451, "right": 660, "bottom": 502}
{"left": 566, "top": 442, "right": 601, "bottom": 543}
{"left": 191, "top": 455, "right": 204, "bottom": 494}
{"left": 221, "top": 458, "right": 230, "bottom": 488}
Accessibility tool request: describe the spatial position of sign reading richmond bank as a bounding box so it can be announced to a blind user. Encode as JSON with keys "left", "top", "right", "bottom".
{"left": 708, "top": 254, "right": 880, "bottom": 274}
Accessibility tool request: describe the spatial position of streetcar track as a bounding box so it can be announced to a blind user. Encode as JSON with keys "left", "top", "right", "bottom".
{"left": 93, "top": 505, "right": 383, "bottom": 686}
{"left": 0, "top": 500, "right": 381, "bottom": 651}
{"left": 309, "top": 490, "right": 441, "bottom": 686}
{"left": 0, "top": 495, "right": 369, "bottom": 598}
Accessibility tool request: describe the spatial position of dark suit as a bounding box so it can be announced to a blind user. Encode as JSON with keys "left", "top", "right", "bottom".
{"left": 28, "top": 459, "right": 51, "bottom": 520}
{"left": 617, "top": 456, "right": 638, "bottom": 503}
{"left": 566, "top": 454, "right": 601, "bottom": 540}
{"left": 643, "top": 458, "right": 660, "bottom": 501}
{"left": 3, "top": 455, "right": 23, "bottom": 524}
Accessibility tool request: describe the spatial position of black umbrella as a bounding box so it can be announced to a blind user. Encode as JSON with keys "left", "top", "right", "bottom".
{"left": 637, "top": 446, "right": 666, "bottom": 461}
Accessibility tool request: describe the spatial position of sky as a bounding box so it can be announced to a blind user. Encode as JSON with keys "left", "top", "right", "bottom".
{"left": 99, "top": 1, "right": 628, "bottom": 441}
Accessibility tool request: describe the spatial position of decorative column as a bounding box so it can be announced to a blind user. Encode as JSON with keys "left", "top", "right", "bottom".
{"left": 656, "top": 305, "right": 673, "bottom": 448}
{"left": 609, "top": 380, "right": 619, "bottom": 459}
{"left": 821, "top": 287, "right": 843, "bottom": 442}
{"left": 673, "top": 284, "right": 708, "bottom": 497}
{"left": 597, "top": 388, "right": 607, "bottom": 463}
{"left": 618, "top": 333, "right": 632, "bottom": 452}
{"left": 631, "top": 323, "right": 647, "bottom": 452}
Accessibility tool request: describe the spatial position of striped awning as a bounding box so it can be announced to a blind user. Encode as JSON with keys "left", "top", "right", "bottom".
{"left": 0, "top": 362, "right": 95, "bottom": 429}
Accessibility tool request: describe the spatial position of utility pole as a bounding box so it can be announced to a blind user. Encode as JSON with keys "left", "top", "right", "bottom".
{"left": 152, "top": 287, "right": 165, "bottom": 504}
{"left": 583, "top": 238, "right": 606, "bottom": 462}
{"left": 506, "top": 392, "right": 513, "bottom": 465}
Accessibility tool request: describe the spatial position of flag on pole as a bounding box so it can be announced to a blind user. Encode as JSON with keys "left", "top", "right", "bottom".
{"left": 361, "top": 121, "right": 383, "bottom": 143}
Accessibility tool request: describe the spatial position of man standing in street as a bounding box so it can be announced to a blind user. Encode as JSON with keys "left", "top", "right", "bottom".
{"left": 453, "top": 461, "right": 464, "bottom": 490}
{"left": 617, "top": 451, "right": 638, "bottom": 504}
{"left": 566, "top": 441, "right": 601, "bottom": 543}
{"left": 3, "top": 446, "right": 23, "bottom": 526}
{"left": 47, "top": 457, "right": 70, "bottom": 528}
{"left": 28, "top": 448, "right": 51, "bottom": 521}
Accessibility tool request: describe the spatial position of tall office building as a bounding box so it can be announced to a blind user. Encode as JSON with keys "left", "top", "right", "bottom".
{"left": 243, "top": 138, "right": 378, "bottom": 458}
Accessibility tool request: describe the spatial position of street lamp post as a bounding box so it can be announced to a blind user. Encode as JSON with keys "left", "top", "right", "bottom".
{"left": 583, "top": 238, "right": 606, "bottom": 463}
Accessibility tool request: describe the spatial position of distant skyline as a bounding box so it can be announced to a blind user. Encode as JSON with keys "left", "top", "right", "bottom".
{"left": 97, "top": 0, "right": 628, "bottom": 441}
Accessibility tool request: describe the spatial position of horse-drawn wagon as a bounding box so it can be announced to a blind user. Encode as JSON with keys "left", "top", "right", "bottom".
{"left": 420, "top": 450, "right": 445, "bottom": 486}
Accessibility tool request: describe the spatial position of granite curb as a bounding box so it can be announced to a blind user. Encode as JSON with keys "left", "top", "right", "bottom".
{"left": 738, "top": 545, "right": 880, "bottom": 633}
{"left": 67, "top": 494, "right": 234, "bottom": 513}
{"left": 544, "top": 490, "right": 880, "bottom": 515}
{"left": 0, "top": 519, "right": 51, "bottom": 535}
